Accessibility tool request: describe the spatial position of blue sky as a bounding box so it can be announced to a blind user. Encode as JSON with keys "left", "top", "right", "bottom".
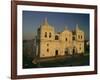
{"left": 23, "top": 11, "right": 89, "bottom": 40}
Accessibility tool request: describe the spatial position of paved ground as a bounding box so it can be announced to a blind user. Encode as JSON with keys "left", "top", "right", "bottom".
{"left": 23, "top": 54, "right": 89, "bottom": 69}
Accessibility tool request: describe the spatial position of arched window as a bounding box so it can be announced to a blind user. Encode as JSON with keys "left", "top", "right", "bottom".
{"left": 49, "top": 32, "right": 51, "bottom": 38}
{"left": 47, "top": 48, "right": 49, "bottom": 52}
{"left": 55, "top": 35, "right": 59, "bottom": 40}
{"left": 45, "top": 32, "right": 47, "bottom": 37}
{"left": 47, "top": 43, "right": 49, "bottom": 46}
{"left": 65, "top": 38, "right": 67, "bottom": 41}
{"left": 78, "top": 35, "right": 80, "bottom": 39}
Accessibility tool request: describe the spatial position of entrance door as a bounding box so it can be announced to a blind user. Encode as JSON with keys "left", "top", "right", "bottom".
{"left": 73, "top": 47, "right": 76, "bottom": 55}
{"left": 55, "top": 50, "right": 58, "bottom": 56}
{"left": 65, "top": 48, "right": 68, "bottom": 55}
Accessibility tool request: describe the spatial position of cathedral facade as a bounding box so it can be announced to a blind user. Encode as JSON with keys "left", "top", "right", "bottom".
{"left": 36, "top": 18, "right": 84, "bottom": 58}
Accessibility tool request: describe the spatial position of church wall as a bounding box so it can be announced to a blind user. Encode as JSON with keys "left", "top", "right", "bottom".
{"left": 39, "top": 40, "right": 56, "bottom": 57}
{"left": 37, "top": 19, "right": 85, "bottom": 58}
{"left": 76, "top": 42, "right": 84, "bottom": 54}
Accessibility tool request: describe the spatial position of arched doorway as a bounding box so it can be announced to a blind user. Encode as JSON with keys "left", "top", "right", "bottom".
{"left": 55, "top": 50, "right": 58, "bottom": 56}
{"left": 73, "top": 47, "right": 76, "bottom": 55}
{"left": 65, "top": 48, "right": 68, "bottom": 55}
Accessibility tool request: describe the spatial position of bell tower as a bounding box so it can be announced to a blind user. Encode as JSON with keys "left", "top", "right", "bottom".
{"left": 37, "top": 18, "right": 55, "bottom": 58}
{"left": 75, "top": 24, "right": 84, "bottom": 54}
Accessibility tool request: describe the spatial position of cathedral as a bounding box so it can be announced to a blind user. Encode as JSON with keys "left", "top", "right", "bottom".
{"left": 36, "top": 18, "right": 84, "bottom": 58}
